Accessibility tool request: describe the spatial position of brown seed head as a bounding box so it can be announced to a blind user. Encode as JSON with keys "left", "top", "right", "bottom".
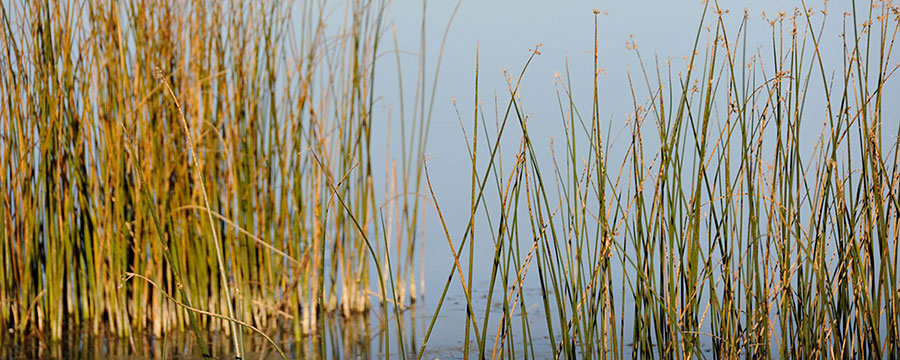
{"left": 153, "top": 66, "right": 164, "bottom": 81}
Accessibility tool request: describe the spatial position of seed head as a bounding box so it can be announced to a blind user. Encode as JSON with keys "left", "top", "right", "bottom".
{"left": 153, "top": 66, "right": 164, "bottom": 81}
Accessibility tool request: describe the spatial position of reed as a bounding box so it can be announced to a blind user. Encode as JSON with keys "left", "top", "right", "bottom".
{"left": 419, "top": 0, "right": 900, "bottom": 359}
{"left": 2, "top": 0, "right": 899, "bottom": 359}
{"left": 0, "top": 0, "right": 430, "bottom": 357}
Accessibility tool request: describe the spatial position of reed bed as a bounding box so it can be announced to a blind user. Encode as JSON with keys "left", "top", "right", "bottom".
{"left": 423, "top": 1, "right": 900, "bottom": 359}
{"left": 2, "top": 0, "right": 899, "bottom": 359}
{"left": 0, "top": 0, "right": 430, "bottom": 357}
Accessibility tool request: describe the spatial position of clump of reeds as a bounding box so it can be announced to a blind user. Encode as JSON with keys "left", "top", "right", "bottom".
{"left": 419, "top": 1, "right": 900, "bottom": 359}
{"left": 0, "top": 0, "right": 429, "bottom": 357}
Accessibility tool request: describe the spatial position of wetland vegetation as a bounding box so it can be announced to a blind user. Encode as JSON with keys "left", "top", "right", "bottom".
{"left": 1, "top": 0, "right": 899, "bottom": 359}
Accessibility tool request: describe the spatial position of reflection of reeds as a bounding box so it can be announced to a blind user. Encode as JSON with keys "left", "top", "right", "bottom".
{"left": 421, "top": 1, "right": 900, "bottom": 359}
{"left": 0, "top": 0, "right": 430, "bottom": 357}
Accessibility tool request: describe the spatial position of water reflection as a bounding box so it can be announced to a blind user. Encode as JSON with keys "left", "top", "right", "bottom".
{"left": 1, "top": 304, "right": 426, "bottom": 359}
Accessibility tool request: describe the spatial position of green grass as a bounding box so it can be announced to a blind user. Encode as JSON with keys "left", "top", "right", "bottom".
{"left": 2, "top": 0, "right": 899, "bottom": 359}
